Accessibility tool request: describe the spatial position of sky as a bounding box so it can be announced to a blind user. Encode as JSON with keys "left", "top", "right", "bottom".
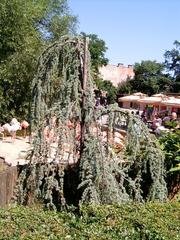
{"left": 68, "top": 0, "right": 180, "bottom": 66}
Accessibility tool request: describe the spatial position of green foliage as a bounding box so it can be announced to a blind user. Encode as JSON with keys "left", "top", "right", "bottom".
{"left": 80, "top": 203, "right": 180, "bottom": 240}
{"left": 159, "top": 130, "right": 180, "bottom": 199}
{"left": 0, "top": 0, "right": 42, "bottom": 121}
{"left": 117, "top": 60, "right": 172, "bottom": 95}
{"left": 169, "top": 164, "right": 180, "bottom": 173}
{"left": 159, "top": 130, "right": 180, "bottom": 172}
{"left": 39, "top": 0, "right": 78, "bottom": 41}
{"left": 81, "top": 32, "right": 109, "bottom": 73}
{"left": 79, "top": 105, "right": 167, "bottom": 204}
{"left": 15, "top": 36, "right": 168, "bottom": 209}
{"left": 164, "top": 40, "right": 180, "bottom": 93}
{"left": 129, "top": 60, "right": 172, "bottom": 95}
{"left": 79, "top": 133, "right": 130, "bottom": 205}
{"left": 117, "top": 76, "right": 133, "bottom": 94}
{"left": 95, "top": 78, "right": 117, "bottom": 103}
{"left": 0, "top": 0, "right": 77, "bottom": 122}
{"left": 15, "top": 37, "right": 167, "bottom": 209}
{"left": 164, "top": 120, "right": 179, "bottom": 129}
{"left": 15, "top": 36, "right": 95, "bottom": 209}
{"left": 0, "top": 203, "right": 179, "bottom": 239}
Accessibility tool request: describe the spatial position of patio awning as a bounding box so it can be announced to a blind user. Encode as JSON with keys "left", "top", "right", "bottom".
{"left": 137, "top": 96, "right": 162, "bottom": 104}
{"left": 152, "top": 93, "right": 166, "bottom": 98}
{"left": 118, "top": 95, "right": 142, "bottom": 102}
{"left": 161, "top": 98, "right": 180, "bottom": 107}
{"left": 118, "top": 92, "right": 146, "bottom": 102}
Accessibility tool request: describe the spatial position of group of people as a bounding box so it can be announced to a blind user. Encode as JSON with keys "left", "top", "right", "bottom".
{"left": 0, "top": 118, "right": 29, "bottom": 142}
{"left": 141, "top": 111, "right": 179, "bottom": 135}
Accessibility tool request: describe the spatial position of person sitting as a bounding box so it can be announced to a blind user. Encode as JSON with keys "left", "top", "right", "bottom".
{"left": 162, "top": 112, "right": 171, "bottom": 127}
{"left": 170, "top": 112, "right": 179, "bottom": 129}
{"left": 171, "top": 112, "right": 178, "bottom": 121}
{"left": 151, "top": 115, "right": 162, "bottom": 131}
{"left": 152, "top": 115, "right": 170, "bottom": 136}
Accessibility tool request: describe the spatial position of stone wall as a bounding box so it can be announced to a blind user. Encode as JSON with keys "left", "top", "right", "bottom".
{"left": 99, "top": 63, "right": 134, "bottom": 87}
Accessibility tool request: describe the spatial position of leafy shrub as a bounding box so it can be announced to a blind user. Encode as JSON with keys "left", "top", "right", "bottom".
{"left": 0, "top": 203, "right": 179, "bottom": 239}
{"left": 159, "top": 129, "right": 180, "bottom": 172}
{"left": 159, "top": 130, "right": 180, "bottom": 199}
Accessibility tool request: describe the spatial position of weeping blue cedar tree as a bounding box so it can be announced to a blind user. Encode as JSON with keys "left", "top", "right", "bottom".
{"left": 14, "top": 36, "right": 167, "bottom": 209}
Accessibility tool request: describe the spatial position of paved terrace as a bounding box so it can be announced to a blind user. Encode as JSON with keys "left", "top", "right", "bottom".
{"left": 0, "top": 137, "right": 30, "bottom": 166}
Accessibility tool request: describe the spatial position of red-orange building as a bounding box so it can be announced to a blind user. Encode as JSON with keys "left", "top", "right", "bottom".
{"left": 99, "top": 63, "right": 134, "bottom": 87}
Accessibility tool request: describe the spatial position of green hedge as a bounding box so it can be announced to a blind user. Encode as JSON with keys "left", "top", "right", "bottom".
{"left": 0, "top": 202, "right": 179, "bottom": 239}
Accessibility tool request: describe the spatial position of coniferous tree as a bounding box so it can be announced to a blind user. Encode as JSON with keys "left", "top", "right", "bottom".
{"left": 15, "top": 36, "right": 167, "bottom": 209}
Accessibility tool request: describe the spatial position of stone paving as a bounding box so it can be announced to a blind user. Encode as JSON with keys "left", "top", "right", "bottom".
{"left": 0, "top": 137, "right": 31, "bottom": 166}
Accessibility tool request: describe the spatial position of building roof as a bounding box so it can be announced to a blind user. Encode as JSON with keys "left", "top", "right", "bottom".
{"left": 118, "top": 95, "right": 142, "bottom": 102}
{"left": 118, "top": 93, "right": 180, "bottom": 107}
{"left": 138, "top": 96, "right": 163, "bottom": 104}
{"left": 152, "top": 93, "right": 167, "bottom": 98}
{"left": 118, "top": 92, "right": 146, "bottom": 102}
{"left": 161, "top": 98, "right": 180, "bottom": 107}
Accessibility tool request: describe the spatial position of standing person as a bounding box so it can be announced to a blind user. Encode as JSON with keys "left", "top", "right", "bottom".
{"left": 104, "top": 96, "right": 108, "bottom": 108}
{"left": 141, "top": 109, "right": 147, "bottom": 123}
{"left": 95, "top": 97, "right": 100, "bottom": 108}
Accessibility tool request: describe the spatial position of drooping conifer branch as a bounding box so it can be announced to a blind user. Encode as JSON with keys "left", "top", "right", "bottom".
{"left": 15, "top": 36, "right": 167, "bottom": 209}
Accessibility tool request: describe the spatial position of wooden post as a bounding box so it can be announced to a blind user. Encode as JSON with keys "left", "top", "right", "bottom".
{"left": 80, "top": 37, "right": 89, "bottom": 152}
{"left": 0, "top": 166, "right": 17, "bottom": 207}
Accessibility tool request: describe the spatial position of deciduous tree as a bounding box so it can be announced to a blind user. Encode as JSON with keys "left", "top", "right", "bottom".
{"left": 119, "top": 60, "right": 172, "bottom": 96}
{"left": 80, "top": 32, "right": 108, "bottom": 73}
{"left": 95, "top": 79, "right": 117, "bottom": 104}
{"left": 0, "top": 0, "right": 77, "bottom": 121}
{"left": 164, "top": 40, "right": 180, "bottom": 93}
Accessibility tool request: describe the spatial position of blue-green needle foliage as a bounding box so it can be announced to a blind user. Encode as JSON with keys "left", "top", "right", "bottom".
{"left": 15, "top": 36, "right": 167, "bottom": 209}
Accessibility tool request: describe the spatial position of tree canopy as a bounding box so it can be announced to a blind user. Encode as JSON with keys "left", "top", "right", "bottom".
{"left": 0, "top": 0, "right": 77, "bottom": 122}
{"left": 132, "top": 60, "right": 172, "bottom": 95}
{"left": 80, "top": 32, "right": 108, "bottom": 73}
{"left": 79, "top": 33, "right": 115, "bottom": 103}
{"left": 164, "top": 40, "right": 180, "bottom": 93}
{"left": 0, "top": 0, "right": 179, "bottom": 123}
{"left": 95, "top": 79, "right": 117, "bottom": 104}
{"left": 118, "top": 60, "right": 172, "bottom": 96}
